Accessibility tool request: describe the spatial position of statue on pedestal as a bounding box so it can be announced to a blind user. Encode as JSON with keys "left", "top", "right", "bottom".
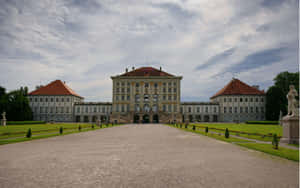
{"left": 287, "top": 85, "right": 299, "bottom": 117}
{"left": 1, "top": 112, "right": 6, "bottom": 126}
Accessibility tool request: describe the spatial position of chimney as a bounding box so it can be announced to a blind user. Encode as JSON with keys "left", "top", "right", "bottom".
{"left": 252, "top": 85, "right": 259, "bottom": 90}
{"left": 125, "top": 68, "right": 128, "bottom": 73}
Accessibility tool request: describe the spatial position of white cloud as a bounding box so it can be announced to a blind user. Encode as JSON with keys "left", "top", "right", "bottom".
{"left": 0, "top": 0, "right": 298, "bottom": 101}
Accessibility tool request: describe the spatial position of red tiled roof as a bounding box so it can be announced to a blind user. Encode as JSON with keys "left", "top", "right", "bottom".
{"left": 28, "top": 80, "right": 83, "bottom": 98}
{"left": 120, "top": 67, "right": 174, "bottom": 77}
{"left": 210, "top": 78, "right": 265, "bottom": 99}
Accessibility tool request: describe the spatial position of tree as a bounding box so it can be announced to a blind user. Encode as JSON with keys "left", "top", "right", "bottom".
{"left": 225, "top": 128, "right": 229, "bottom": 138}
{"left": 274, "top": 72, "right": 299, "bottom": 97}
{"left": 266, "top": 86, "right": 286, "bottom": 120}
{"left": 266, "top": 71, "right": 299, "bottom": 120}
{"left": 0, "top": 86, "right": 33, "bottom": 121}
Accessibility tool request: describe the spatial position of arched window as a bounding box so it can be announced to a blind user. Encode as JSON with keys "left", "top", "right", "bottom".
{"left": 144, "top": 104, "right": 150, "bottom": 112}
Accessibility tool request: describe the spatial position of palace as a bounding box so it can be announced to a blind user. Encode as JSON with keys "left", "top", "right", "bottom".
{"left": 28, "top": 67, "right": 266, "bottom": 123}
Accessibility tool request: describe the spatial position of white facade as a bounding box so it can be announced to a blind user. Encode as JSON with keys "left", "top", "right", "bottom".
{"left": 28, "top": 95, "right": 83, "bottom": 122}
{"left": 211, "top": 95, "right": 266, "bottom": 122}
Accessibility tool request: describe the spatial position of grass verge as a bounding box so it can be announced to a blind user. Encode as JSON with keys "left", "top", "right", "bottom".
{"left": 236, "top": 143, "right": 299, "bottom": 162}
{"left": 0, "top": 124, "right": 121, "bottom": 145}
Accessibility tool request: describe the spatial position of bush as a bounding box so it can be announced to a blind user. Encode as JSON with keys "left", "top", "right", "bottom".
{"left": 225, "top": 128, "right": 229, "bottom": 139}
{"left": 192, "top": 125, "right": 196, "bottom": 131}
{"left": 272, "top": 134, "right": 279, "bottom": 149}
{"left": 26, "top": 128, "right": 32, "bottom": 138}
{"left": 246, "top": 121, "right": 279, "bottom": 125}
{"left": 92, "top": 125, "right": 95, "bottom": 129}
{"left": 78, "top": 125, "right": 82, "bottom": 131}
{"left": 59, "top": 127, "right": 63, "bottom": 134}
{"left": 7, "top": 121, "right": 46, "bottom": 125}
{"left": 205, "top": 127, "right": 209, "bottom": 133}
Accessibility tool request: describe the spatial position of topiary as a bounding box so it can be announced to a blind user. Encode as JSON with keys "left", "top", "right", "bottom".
{"left": 225, "top": 128, "right": 229, "bottom": 139}
{"left": 78, "top": 125, "right": 82, "bottom": 131}
{"left": 26, "top": 128, "right": 32, "bottom": 138}
{"left": 192, "top": 125, "right": 196, "bottom": 131}
{"left": 205, "top": 127, "right": 208, "bottom": 134}
{"left": 92, "top": 125, "right": 95, "bottom": 129}
{"left": 272, "top": 134, "right": 279, "bottom": 149}
{"left": 59, "top": 127, "right": 63, "bottom": 134}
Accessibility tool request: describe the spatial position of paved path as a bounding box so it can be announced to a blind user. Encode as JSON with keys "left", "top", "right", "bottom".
{"left": 0, "top": 124, "right": 298, "bottom": 188}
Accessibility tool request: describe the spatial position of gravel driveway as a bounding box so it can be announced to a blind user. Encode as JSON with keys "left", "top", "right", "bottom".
{"left": 0, "top": 124, "right": 298, "bottom": 188}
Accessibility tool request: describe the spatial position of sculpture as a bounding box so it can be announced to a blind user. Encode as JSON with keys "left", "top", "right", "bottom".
{"left": 287, "top": 85, "right": 299, "bottom": 117}
{"left": 1, "top": 112, "right": 6, "bottom": 126}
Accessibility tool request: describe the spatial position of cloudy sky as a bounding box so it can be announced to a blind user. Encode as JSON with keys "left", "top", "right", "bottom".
{"left": 0, "top": 0, "right": 298, "bottom": 102}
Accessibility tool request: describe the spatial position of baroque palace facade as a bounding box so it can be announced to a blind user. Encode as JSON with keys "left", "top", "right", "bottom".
{"left": 28, "top": 67, "right": 266, "bottom": 123}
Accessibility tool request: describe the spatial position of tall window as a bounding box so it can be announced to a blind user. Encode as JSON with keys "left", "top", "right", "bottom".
{"left": 153, "top": 94, "right": 158, "bottom": 102}
{"left": 135, "top": 94, "right": 140, "bottom": 102}
{"left": 240, "top": 107, "right": 243, "bottom": 113}
{"left": 144, "top": 104, "right": 150, "bottom": 112}
{"left": 144, "top": 94, "right": 149, "bottom": 102}
{"left": 168, "top": 105, "right": 171, "bottom": 112}
{"left": 135, "top": 104, "right": 140, "bottom": 112}
{"left": 163, "top": 105, "right": 166, "bottom": 112}
{"left": 229, "top": 107, "right": 232, "bottom": 113}
{"left": 224, "top": 107, "right": 227, "bottom": 113}
{"left": 152, "top": 105, "right": 158, "bottom": 112}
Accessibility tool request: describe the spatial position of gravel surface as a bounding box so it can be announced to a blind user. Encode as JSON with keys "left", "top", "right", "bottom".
{"left": 0, "top": 124, "right": 298, "bottom": 188}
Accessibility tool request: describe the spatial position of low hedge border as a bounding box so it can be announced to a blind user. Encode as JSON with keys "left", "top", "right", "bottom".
{"left": 7, "top": 121, "right": 46, "bottom": 125}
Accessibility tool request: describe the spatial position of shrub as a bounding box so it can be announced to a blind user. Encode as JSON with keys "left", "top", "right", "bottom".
{"left": 26, "top": 128, "right": 32, "bottom": 138}
{"left": 100, "top": 124, "right": 102, "bottom": 128}
{"left": 185, "top": 124, "right": 188, "bottom": 129}
{"left": 272, "top": 134, "right": 279, "bottom": 149}
{"left": 92, "top": 125, "right": 95, "bottom": 129}
{"left": 7, "top": 121, "right": 46, "bottom": 125}
{"left": 225, "top": 128, "right": 229, "bottom": 139}
{"left": 205, "top": 127, "right": 208, "bottom": 133}
{"left": 192, "top": 125, "right": 196, "bottom": 131}
{"left": 59, "top": 127, "right": 63, "bottom": 134}
{"left": 78, "top": 125, "right": 82, "bottom": 131}
{"left": 246, "top": 121, "right": 279, "bottom": 125}
{"left": 180, "top": 124, "right": 182, "bottom": 128}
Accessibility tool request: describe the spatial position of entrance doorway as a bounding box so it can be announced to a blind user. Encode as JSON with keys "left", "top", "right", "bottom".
{"left": 213, "top": 115, "right": 218, "bottom": 122}
{"left": 75, "top": 116, "right": 80, "bottom": 122}
{"left": 142, "top": 114, "right": 150, "bottom": 123}
{"left": 133, "top": 114, "right": 140, "bottom": 123}
{"left": 153, "top": 114, "right": 159, "bottom": 123}
{"left": 204, "top": 115, "right": 209, "bottom": 122}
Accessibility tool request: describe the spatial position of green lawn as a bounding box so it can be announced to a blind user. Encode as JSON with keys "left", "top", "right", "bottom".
{"left": 237, "top": 143, "right": 299, "bottom": 162}
{"left": 0, "top": 123, "right": 120, "bottom": 145}
{"left": 193, "top": 123, "right": 282, "bottom": 141}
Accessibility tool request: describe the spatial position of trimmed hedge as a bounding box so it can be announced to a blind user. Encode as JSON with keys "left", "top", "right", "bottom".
{"left": 245, "top": 121, "right": 279, "bottom": 125}
{"left": 7, "top": 121, "right": 46, "bottom": 125}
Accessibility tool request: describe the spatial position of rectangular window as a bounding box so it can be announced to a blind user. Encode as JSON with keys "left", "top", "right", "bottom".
{"left": 94, "top": 107, "right": 97, "bottom": 113}
{"left": 174, "top": 95, "right": 177, "bottom": 100}
{"left": 245, "top": 107, "right": 248, "bottom": 113}
{"left": 163, "top": 88, "right": 166, "bottom": 93}
{"left": 240, "top": 98, "right": 243, "bottom": 102}
{"left": 135, "top": 95, "right": 140, "bottom": 102}
{"left": 121, "top": 82, "right": 125, "bottom": 86}
{"left": 45, "top": 98, "right": 48, "bottom": 102}
{"left": 256, "top": 107, "right": 259, "bottom": 113}
{"left": 229, "top": 107, "right": 232, "bottom": 113}
{"left": 121, "top": 88, "right": 125, "bottom": 93}
{"left": 197, "top": 107, "right": 200, "bottom": 113}
{"left": 144, "top": 94, "right": 149, "bottom": 102}
{"left": 40, "top": 98, "right": 43, "bottom": 102}
{"left": 245, "top": 98, "right": 248, "bottom": 102}
{"left": 56, "top": 98, "right": 59, "bottom": 102}
{"left": 153, "top": 94, "right": 158, "bottom": 102}
{"left": 261, "top": 107, "right": 264, "bottom": 113}
{"left": 121, "top": 95, "right": 125, "bottom": 101}
{"left": 250, "top": 98, "right": 253, "bottom": 102}
{"left": 214, "top": 107, "right": 217, "bottom": 113}
{"left": 261, "top": 98, "right": 264, "bottom": 102}
{"left": 234, "top": 107, "right": 237, "bottom": 113}
{"left": 67, "top": 98, "right": 70, "bottom": 102}
{"left": 51, "top": 98, "right": 53, "bottom": 102}
{"left": 121, "top": 105, "right": 125, "bottom": 112}
{"left": 240, "top": 107, "right": 243, "bottom": 113}
{"left": 85, "top": 107, "right": 88, "bottom": 113}
{"left": 168, "top": 95, "right": 171, "bottom": 101}
{"left": 188, "top": 107, "right": 191, "bottom": 113}
{"left": 256, "top": 98, "right": 258, "bottom": 102}
{"left": 35, "top": 98, "right": 38, "bottom": 102}
{"left": 250, "top": 107, "right": 253, "bottom": 113}
{"left": 145, "top": 83, "right": 149, "bottom": 88}
{"left": 205, "top": 107, "right": 208, "bottom": 113}
{"left": 116, "top": 96, "right": 119, "bottom": 101}
{"left": 61, "top": 107, "right": 64, "bottom": 113}
{"left": 234, "top": 98, "right": 237, "bottom": 102}
{"left": 168, "top": 105, "right": 171, "bottom": 112}
{"left": 163, "top": 95, "right": 166, "bottom": 100}
{"left": 62, "top": 98, "right": 64, "bottom": 102}
{"left": 77, "top": 107, "right": 80, "bottom": 113}
{"left": 224, "top": 98, "right": 226, "bottom": 102}
{"left": 173, "top": 88, "right": 177, "bottom": 92}
{"left": 40, "top": 107, "right": 43, "bottom": 113}
{"left": 229, "top": 98, "right": 232, "bottom": 102}
{"left": 127, "top": 88, "right": 130, "bottom": 92}
{"left": 163, "top": 105, "right": 166, "bottom": 112}
{"left": 168, "top": 88, "right": 171, "bottom": 92}
{"left": 127, "top": 95, "right": 130, "bottom": 100}
{"left": 224, "top": 107, "right": 227, "bottom": 113}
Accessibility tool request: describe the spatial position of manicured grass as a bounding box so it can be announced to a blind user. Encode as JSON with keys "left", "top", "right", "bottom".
{"left": 168, "top": 124, "right": 252, "bottom": 143}
{"left": 194, "top": 123, "right": 282, "bottom": 141}
{"left": 0, "top": 123, "right": 96, "bottom": 139}
{"left": 236, "top": 143, "right": 299, "bottom": 162}
{"left": 168, "top": 124, "right": 298, "bottom": 162}
{"left": 0, "top": 124, "right": 121, "bottom": 145}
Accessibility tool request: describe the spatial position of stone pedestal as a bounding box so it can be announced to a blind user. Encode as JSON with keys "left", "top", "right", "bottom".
{"left": 1, "top": 119, "right": 6, "bottom": 126}
{"left": 280, "top": 115, "right": 299, "bottom": 144}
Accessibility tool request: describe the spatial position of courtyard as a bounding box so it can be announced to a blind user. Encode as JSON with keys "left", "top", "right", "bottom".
{"left": 0, "top": 124, "right": 298, "bottom": 188}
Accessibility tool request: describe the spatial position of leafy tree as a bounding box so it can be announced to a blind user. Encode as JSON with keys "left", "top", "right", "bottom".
{"left": 0, "top": 86, "right": 33, "bottom": 121}
{"left": 266, "top": 71, "right": 299, "bottom": 120}
{"left": 266, "top": 86, "right": 286, "bottom": 120}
